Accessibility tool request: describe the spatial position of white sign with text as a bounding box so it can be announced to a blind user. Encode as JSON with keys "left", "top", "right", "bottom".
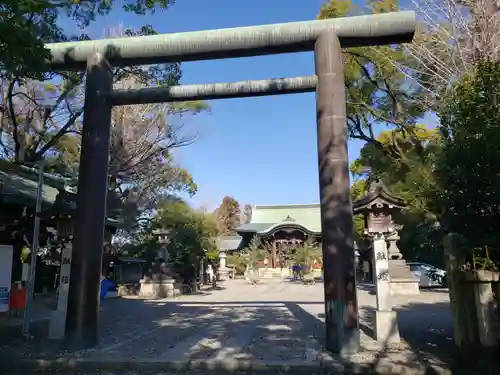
{"left": 49, "top": 244, "right": 72, "bottom": 339}
{"left": 0, "top": 245, "right": 13, "bottom": 312}
{"left": 373, "top": 235, "right": 392, "bottom": 312}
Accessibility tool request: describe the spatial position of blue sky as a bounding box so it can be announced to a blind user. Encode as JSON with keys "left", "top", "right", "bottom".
{"left": 60, "top": 0, "right": 429, "bottom": 211}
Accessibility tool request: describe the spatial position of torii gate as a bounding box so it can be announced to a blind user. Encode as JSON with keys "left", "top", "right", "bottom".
{"left": 45, "top": 11, "right": 416, "bottom": 354}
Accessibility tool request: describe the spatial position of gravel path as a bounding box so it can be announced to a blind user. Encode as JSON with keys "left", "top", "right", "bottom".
{"left": 0, "top": 279, "right": 454, "bottom": 372}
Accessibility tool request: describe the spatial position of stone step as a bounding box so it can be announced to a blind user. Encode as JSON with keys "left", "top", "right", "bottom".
{"left": 390, "top": 268, "right": 411, "bottom": 274}
{"left": 389, "top": 259, "right": 409, "bottom": 267}
{"left": 390, "top": 272, "right": 418, "bottom": 280}
{"left": 389, "top": 266, "right": 417, "bottom": 278}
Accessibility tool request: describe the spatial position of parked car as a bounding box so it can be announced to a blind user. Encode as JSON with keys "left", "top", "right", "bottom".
{"left": 408, "top": 262, "right": 447, "bottom": 287}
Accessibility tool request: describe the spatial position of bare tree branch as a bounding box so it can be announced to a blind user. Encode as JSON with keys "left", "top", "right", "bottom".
{"left": 378, "top": 0, "right": 500, "bottom": 109}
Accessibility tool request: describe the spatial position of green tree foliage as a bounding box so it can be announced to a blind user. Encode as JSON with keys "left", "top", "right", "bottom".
{"left": 322, "top": 1, "right": 500, "bottom": 265}
{"left": 151, "top": 197, "right": 219, "bottom": 282}
{"left": 318, "top": 0, "right": 438, "bottom": 248}
{"left": 436, "top": 60, "right": 500, "bottom": 245}
{"left": 317, "top": 0, "right": 427, "bottom": 150}
{"left": 226, "top": 253, "right": 247, "bottom": 275}
{"left": 1, "top": 21, "right": 206, "bottom": 233}
{"left": 349, "top": 125, "right": 444, "bottom": 265}
{"left": 226, "top": 236, "right": 264, "bottom": 275}
{"left": 0, "top": 0, "right": 177, "bottom": 79}
{"left": 351, "top": 125, "right": 440, "bottom": 215}
{"left": 214, "top": 196, "right": 241, "bottom": 235}
{"left": 294, "top": 239, "right": 322, "bottom": 274}
{"left": 242, "top": 235, "right": 265, "bottom": 269}
{"left": 350, "top": 179, "right": 368, "bottom": 235}
{"left": 320, "top": 1, "right": 439, "bottom": 256}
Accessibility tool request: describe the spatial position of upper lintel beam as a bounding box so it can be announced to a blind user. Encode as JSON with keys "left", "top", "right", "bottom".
{"left": 46, "top": 11, "right": 415, "bottom": 70}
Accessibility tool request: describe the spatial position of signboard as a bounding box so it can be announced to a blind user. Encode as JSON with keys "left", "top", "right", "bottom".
{"left": 368, "top": 212, "right": 392, "bottom": 234}
{"left": 0, "top": 245, "right": 14, "bottom": 312}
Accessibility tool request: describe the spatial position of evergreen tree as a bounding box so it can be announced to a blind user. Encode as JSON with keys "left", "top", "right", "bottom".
{"left": 214, "top": 196, "right": 241, "bottom": 235}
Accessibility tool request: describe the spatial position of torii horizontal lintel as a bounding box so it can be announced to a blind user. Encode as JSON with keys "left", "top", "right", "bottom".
{"left": 110, "top": 76, "right": 318, "bottom": 105}
{"left": 45, "top": 11, "right": 415, "bottom": 70}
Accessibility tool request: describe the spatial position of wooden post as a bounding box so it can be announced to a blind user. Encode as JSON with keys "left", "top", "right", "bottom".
{"left": 271, "top": 240, "right": 277, "bottom": 268}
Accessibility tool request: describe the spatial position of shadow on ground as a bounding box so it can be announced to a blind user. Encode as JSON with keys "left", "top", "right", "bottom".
{"left": 0, "top": 292, "right": 498, "bottom": 374}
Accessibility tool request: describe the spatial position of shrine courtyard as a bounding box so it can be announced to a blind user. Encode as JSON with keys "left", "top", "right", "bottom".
{"left": 0, "top": 278, "right": 458, "bottom": 374}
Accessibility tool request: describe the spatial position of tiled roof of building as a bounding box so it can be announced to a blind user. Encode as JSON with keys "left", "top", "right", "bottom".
{"left": 0, "top": 170, "right": 61, "bottom": 209}
{"left": 0, "top": 164, "right": 119, "bottom": 227}
{"left": 235, "top": 204, "right": 321, "bottom": 234}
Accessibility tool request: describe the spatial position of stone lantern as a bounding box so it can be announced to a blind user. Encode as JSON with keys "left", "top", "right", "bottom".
{"left": 352, "top": 180, "right": 418, "bottom": 344}
{"left": 353, "top": 182, "right": 403, "bottom": 236}
{"left": 352, "top": 179, "right": 419, "bottom": 296}
{"left": 48, "top": 189, "right": 76, "bottom": 241}
{"left": 218, "top": 248, "right": 230, "bottom": 281}
{"left": 154, "top": 228, "right": 171, "bottom": 261}
{"left": 56, "top": 214, "right": 73, "bottom": 242}
{"left": 139, "top": 229, "right": 176, "bottom": 299}
{"left": 157, "top": 229, "right": 170, "bottom": 244}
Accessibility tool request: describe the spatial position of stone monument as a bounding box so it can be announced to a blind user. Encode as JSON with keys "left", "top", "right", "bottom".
{"left": 139, "top": 229, "right": 175, "bottom": 299}
{"left": 353, "top": 179, "right": 420, "bottom": 296}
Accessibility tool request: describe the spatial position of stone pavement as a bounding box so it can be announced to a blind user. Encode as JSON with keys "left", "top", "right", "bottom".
{"left": 0, "top": 279, "right": 455, "bottom": 374}
{"left": 0, "top": 293, "right": 54, "bottom": 327}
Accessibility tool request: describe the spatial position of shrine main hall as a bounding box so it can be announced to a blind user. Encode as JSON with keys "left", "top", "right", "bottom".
{"left": 219, "top": 204, "right": 364, "bottom": 268}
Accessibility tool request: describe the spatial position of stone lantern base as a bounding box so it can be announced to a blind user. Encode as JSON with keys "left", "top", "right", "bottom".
{"left": 389, "top": 259, "right": 420, "bottom": 296}
{"left": 218, "top": 267, "right": 230, "bottom": 281}
{"left": 139, "top": 278, "right": 175, "bottom": 299}
{"left": 218, "top": 249, "right": 230, "bottom": 281}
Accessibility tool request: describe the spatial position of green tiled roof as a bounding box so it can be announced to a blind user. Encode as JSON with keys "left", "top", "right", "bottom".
{"left": 235, "top": 223, "right": 276, "bottom": 233}
{"left": 0, "top": 168, "right": 120, "bottom": 228}
{"left": 0, "top": 170, "right": 60, "bottom": 209}
{"left": 235, "top": 204, "right": 322, "bottom": 235}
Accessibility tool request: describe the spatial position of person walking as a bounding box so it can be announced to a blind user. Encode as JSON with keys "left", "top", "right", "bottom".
{"left": 291, "top": 263, "right": 300, "bottom": 281}
{"left": 279, "top": 258, "right": 285, "bottom": 279}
